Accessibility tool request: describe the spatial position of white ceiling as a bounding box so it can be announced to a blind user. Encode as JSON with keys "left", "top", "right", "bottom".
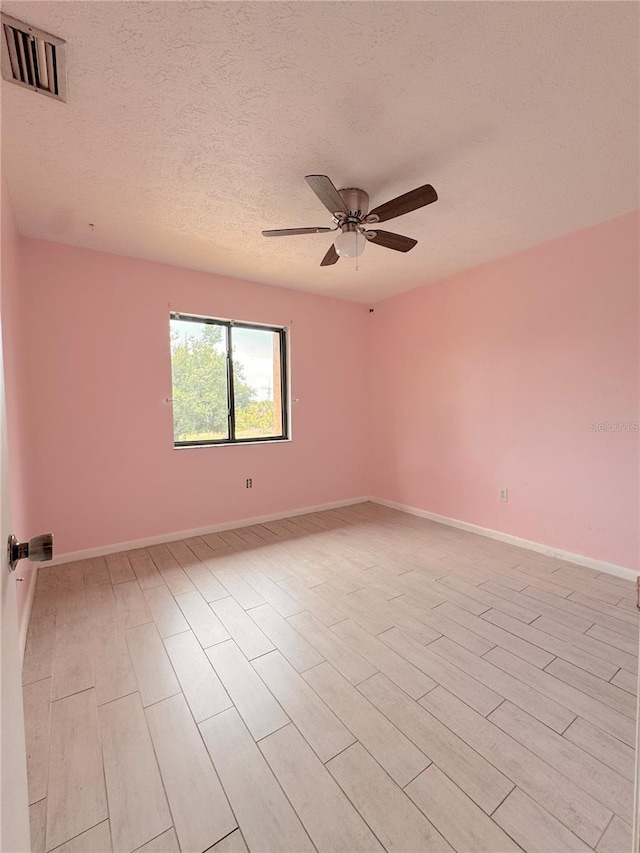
{"left": 2, "top": 1, "right": 638, "bottom": 303}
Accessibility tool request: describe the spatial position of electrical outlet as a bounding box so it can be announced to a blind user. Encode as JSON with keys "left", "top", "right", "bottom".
{"left": 246, "top": 478, "right": 253, "bottom": 489}
{"left": 499, "top": 488, "right": 509, "bottom": 502}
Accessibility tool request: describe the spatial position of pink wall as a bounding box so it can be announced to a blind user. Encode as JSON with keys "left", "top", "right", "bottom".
{"left": 371, "top": 211, "right": 639, "bottom": 570}
{"left": 19, "top": 239, "right": 370, "bottom": 554}
{"left": 1, "top": 182, "right": 34, "bottom": 625}
{"left": 5, "top": 208, "right": 638, "bottom": 569}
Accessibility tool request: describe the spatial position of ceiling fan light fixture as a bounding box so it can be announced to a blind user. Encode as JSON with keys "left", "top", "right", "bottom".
{"left": 334, "top": 224, "right": 366, "bottom": 258}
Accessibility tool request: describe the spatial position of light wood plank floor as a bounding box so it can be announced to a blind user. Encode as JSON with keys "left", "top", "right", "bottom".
{"left": 22, "top": 502, "right": 638, "bottom": 853}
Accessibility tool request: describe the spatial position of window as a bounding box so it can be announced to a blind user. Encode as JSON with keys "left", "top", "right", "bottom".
{"left": 169, "top": 313, "right": 288, "bottom": 446}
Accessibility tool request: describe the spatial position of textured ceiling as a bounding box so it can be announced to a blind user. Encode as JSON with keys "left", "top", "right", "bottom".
{"left": 2, "top": 1, "right": 638, "bottom": 302}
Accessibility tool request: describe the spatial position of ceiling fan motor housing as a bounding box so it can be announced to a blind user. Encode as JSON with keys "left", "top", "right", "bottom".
{"left": 337, "top": 188, "right": 369, "bottom": 221}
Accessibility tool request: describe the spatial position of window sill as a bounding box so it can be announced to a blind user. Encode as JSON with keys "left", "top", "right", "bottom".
{"left": 174, "top": 438, "right": 292, "bottom": 449}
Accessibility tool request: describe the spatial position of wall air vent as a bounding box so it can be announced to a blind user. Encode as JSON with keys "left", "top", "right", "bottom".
{"left": 1, "top": 13, "right": 66, "bottom": 102}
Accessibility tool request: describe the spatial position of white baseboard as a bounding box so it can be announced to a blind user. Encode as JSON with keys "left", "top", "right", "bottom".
{"left": 19, "top": 564, "right": 38, "bottom": 660}
{"left": 371, "top": 496, "right": 638, "bottom": 581}
{"left": 45, "top": 492, "right": 638, "bottom": 582}
{"left": 48, "top": 496, "right": 371, "bottom": 566}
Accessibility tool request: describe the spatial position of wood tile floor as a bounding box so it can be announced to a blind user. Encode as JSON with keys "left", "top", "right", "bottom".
{"left": 22, "top": 502, "right": 638, "bottom": 853}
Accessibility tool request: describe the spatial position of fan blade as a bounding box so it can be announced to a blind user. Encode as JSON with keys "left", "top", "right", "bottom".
{"left": 262, "top": 227, "right": 334, "bottom": 236}
{"left": 305, "top": 175, "right": 348, "bottom": 216}
{"left": 369, "top": 184, "right": 437, "bottom": 223}
{"left": 365, "top": 230, "right": 417, "bottom": 252}
{"left": 320, "top": 243, "right": 339, "bottom": 266}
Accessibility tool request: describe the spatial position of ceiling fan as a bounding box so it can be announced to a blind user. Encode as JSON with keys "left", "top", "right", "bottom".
{"left": 262, "top": 175, "right": 438, "bottom": 266}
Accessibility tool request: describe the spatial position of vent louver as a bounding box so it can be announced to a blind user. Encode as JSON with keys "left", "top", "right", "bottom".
{"left": 1, "top": 14, "right": 66, "bottom": 102}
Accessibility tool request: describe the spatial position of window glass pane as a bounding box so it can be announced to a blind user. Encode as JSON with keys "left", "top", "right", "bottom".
{"left": 232, "top": 327, "right": 284, "bottom": 440}
{"left": 170, "top": 318, "right": 230, "bottom": 442}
